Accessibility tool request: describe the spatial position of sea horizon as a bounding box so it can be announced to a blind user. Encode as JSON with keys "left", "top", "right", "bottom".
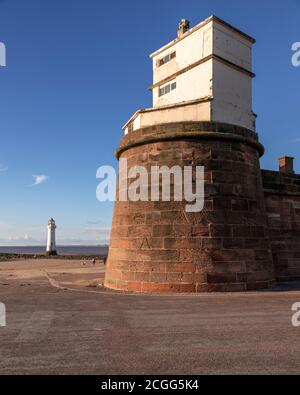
{"left": 0, "top": 245, "right": 109, "bottom": 255}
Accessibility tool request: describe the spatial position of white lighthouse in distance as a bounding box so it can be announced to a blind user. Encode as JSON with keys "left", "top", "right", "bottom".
{"left": 46, "top": 218, "right": 57, "bottom": 256}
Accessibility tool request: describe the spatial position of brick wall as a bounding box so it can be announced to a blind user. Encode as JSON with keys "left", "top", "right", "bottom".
{"left": 262, "top": 170, "right": 300, "bottom": 282}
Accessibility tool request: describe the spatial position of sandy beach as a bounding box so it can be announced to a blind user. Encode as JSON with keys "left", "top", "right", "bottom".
{"left": 1, "top": 258, "right": 300, "bottom": 374}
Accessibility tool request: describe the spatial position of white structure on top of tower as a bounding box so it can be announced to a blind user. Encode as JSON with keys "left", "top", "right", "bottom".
{"left": 123, "top": 15, "right": 256, "bottom": 134}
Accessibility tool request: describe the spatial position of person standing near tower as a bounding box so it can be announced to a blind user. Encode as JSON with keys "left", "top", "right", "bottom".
{"left": 46, "top": 218, "right": 57, "bottom": 256}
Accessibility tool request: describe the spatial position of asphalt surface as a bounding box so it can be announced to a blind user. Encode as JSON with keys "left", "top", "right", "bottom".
{"left": 0, "top": 259, "right": 300, "bottom": 375}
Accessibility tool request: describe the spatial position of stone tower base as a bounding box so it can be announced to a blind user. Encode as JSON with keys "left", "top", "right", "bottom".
{"left": 105, "top": 122, "right": 275, "bottom": 293}
{"left": 45, "top": 251, "right": 58, "bottom": 257}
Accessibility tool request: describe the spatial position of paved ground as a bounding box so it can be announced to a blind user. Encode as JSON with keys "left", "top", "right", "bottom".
{"left": 0, "top": 259, "right": 300, "bottom": 374}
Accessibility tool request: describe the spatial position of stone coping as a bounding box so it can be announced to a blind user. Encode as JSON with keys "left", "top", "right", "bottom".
{"left": 116, "top": 122, "right": 264, "bottom": 159}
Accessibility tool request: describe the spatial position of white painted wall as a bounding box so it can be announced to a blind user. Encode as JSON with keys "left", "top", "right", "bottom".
{"left": 124, "top": 16, "right": 256, "bottom": 133}
{"left": 213, "top": 23, "right": 252, "bottom": 72}
{"left": 152, "top": 22, "right": 213, "bottom": 85}
{"left": 124, "top": 100, "right": 211, "bottom": 134}
{"left": 212, "top": 61, "right": 255, "bottom": 130}
{"left": 153, "top": 59, "right": 213, "bottom": 107}
{"left": 46, "top": 219, "right": 56, "bottom": 253}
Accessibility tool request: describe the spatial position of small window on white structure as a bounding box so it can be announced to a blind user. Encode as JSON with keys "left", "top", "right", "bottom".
{"left": 158, "top": 81, "right": 177, "bottom": 97}
{"left": 157, "top": 51, "right": 176, "bottom": 67}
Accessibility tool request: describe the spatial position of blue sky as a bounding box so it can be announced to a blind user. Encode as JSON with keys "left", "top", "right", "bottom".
{"left": 0, "top": 0, "right": 299, "bottom": 245}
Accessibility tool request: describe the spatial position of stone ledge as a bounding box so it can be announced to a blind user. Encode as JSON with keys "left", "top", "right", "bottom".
{"left": 116, "top": 122, "right": 264, "bottom": 159}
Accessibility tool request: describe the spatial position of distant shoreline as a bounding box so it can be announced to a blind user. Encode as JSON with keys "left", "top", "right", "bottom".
{"left": 0, "top": 253, "right": 108, "bottom": 262}
{"left": 0, "top": 245, "right": 109, "bottom": 260}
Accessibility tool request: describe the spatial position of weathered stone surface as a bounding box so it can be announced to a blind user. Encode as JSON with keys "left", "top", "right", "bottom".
{"left": 262, "top": 170, "right": 300, "bottom": 282}
{"left": 105, "top": 122, "right": 275, "bottom": 293}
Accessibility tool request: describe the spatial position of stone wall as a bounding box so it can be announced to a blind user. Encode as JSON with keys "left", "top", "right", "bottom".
{"left": 262, "top": 169, "right": 300, "bottom": 282}
{"left": 105, "top": 122, "right": 275, "bottom": 293}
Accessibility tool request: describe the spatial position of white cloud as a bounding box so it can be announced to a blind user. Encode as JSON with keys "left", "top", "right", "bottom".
{"left": 290, "top": 137, "right": 300, "bottom": 143}
{"left": 30, "top": 175, "right": 48, "bottom": 186}
{"left": 86, "top": 219, "right": 103, "bottom": 225}
{"left": 0, "top": 234, "right": 41, "bottom": 246}
{"left": 84, "top": 227, "right": 111, "bottom": 233}
{"left": 0, "top": 226, "right": 111, "bottom": 247}
{"left": 7, "top": 234, "right": 34, "bottom": 242}
{"left": 0, "top": 164, "right": 8, "bottom": 172}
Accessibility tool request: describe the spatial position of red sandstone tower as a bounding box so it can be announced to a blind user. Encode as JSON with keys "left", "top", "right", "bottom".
{"left": 105, "top": 16, "right": 275, "bottom": 292}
